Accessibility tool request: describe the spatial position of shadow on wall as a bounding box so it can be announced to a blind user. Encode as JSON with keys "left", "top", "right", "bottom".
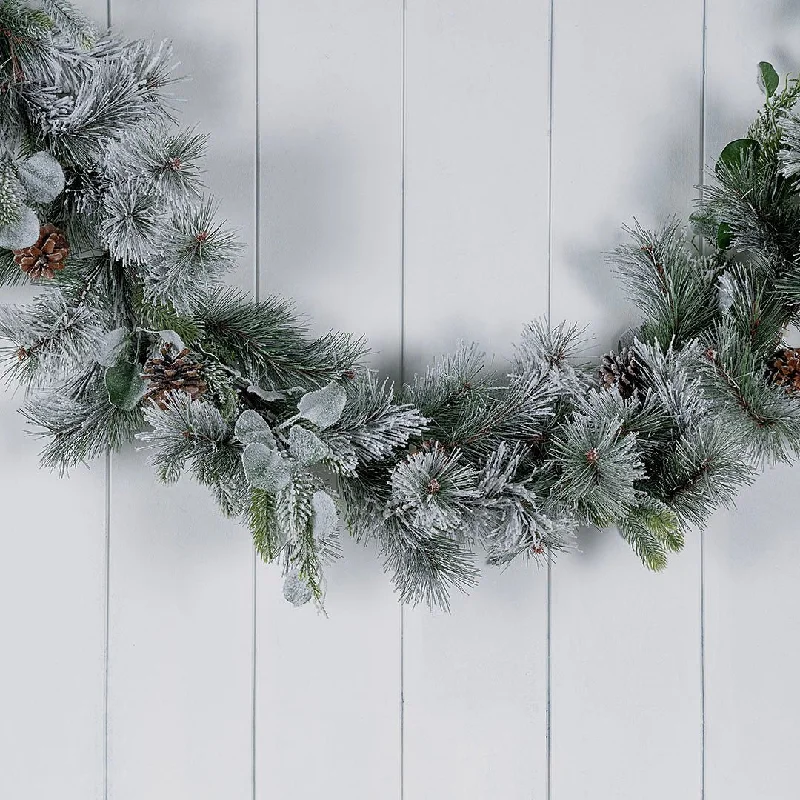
{"left": 556, "top": 69, "right": 705, "bottom": 360}
{"left": 259, "top": 130, "right": 354, "bottom": 291}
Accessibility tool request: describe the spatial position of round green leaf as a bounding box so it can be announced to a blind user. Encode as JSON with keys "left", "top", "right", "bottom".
{"left": 0, "top": 205, "right": 39, "bottom": 250}
{"left": 716, "top": 221, "right": 732, "bottom": 251}
{"left": 757, "top": 61, "right": 779, "bottom": 98}
{"left": 289, "top": 425, "right": 329, "bottom": 465}
{"left": 105, "top": 353, "right": 147, "bottom": 411}
{"left": 312, "top": 490, "right": 338, "bottom": 542}
{"left": 282, "top": 570, "right": 313, "bottom": 607}
{"left": 242, "top": 442, "right": 290, "bottom": 492}
{"left": 716, "top": 138, "right": 760, "bottom": 174}
{"left": 17, "top": 151, "right": 65, "bottom": 204}
{"left": 235, "top": 410, "right": 276, "bottom": 448}
{"left": 297, "top": 380, "right": 347, "bottom": 429}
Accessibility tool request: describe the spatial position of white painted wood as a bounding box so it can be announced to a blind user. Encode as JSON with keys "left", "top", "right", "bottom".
{"left": 548, "top": 2, "right": 704, "bottom": 798}
{"left": 105, "top": 2, "right": 256, "bottom": 798}
{"left": 0, "top": 344, "right": 105, "bottom": 800}
{"left": 4, "top": 2, "right": 800, "bottom": 796}
{"left": 704, "top": 4, "right": 800, "bottom": 798}
{"left": 255, "top": 2, "right": 403, "bottom": 798}
{"left": 402, "top": 2, "right": 551, "bottom": 797}
{"left": 0, "top": 6, "right": 108, "bottom": 799}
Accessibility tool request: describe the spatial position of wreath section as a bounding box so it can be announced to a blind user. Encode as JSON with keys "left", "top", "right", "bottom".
{"left": 2, "top": 1, "right": 800, "bottom": 610}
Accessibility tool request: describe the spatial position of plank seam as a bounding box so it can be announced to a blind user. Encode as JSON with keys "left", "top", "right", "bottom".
{"left": 103, "top": 448, "right": 111, "bottom": 800}
{"left": 399, "top": 2, "right": 407, "bottom": 798}
{"left": 252, "top": 0, "right": 261, "bottom": 797}
{"left": 699, "top": 2, "right": 708, "bottom": 797}
{"left": 103, "top": 4, "right": 112, "bottom": 796}
{"left": 545, "top": 0, "right": 556, "bottom": 797}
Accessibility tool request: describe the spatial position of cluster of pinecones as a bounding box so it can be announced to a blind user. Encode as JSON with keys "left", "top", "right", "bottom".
{"left": 141, "top": 343, "right": 208, "bottom": 410}
{"left": 12, "top": 224, "right": 69, "bottom": 279}
{"left": 601, "top": 344, "right": 800, "bottom": 399}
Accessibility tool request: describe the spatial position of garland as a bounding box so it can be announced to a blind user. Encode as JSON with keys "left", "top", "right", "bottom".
{"left": 2, "top": 1, "right": 800, "bottom": 611}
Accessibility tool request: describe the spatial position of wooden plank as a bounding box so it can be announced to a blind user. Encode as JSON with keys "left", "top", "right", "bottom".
{"left": 0, "top": 3, "right": 108, "bottom": 798}
{"left": 402, "top": 2, "right": 551, "bottom": 797}
{"left": 255, "top": 2, "right": 404, "bottom": 798}
{"left": 0, "top": 350, "right": 106, "bottom": 799}
{"left": 703, "top": 4, "right": 800, "bottom": 798}
{"left": 106, "top": 1, "right": 256, "bottom": 797}
{"left": 548, "top": 2, "right": 704, "bottom": 798}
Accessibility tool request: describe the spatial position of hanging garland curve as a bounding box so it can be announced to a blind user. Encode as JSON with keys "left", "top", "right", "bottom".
{"left": 1, "top": 1, "right": 799, "bottom": 610}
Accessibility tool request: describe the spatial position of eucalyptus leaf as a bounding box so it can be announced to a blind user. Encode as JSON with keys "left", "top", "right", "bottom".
{"left": 312, "top": 490, "right": 338, "bottom": 542}
{"left": 235, "top": 410, "right": 276, "bottom": 448}
{"left": 289, "top": 425, "right": 329, "bottom": 465}
{"left": 282, "top": 569, "right": 313, "bottom": 607}
{"left": 242, "top": 442, "right": 290, "bottom": 492}
{"left": 757, "top": 61, "right": 779, "bottom": 98}
{"left": 0, "top": 205, "right": 39, "bottom": 250}
{"left": 716, "top": 138, "right": 760, "bottom": 174}
{"left": 96, "top": 327, "right": 129, "bottom": 367}
{"left": 105, "top": 350, "right": 147, "bottom": 411}
{"left": 16, "top": 151, "right": 65, "bottom": 203}
{"left": 297, "top": 381, "right": 347, "bottom": 429}
{"left": 246, "top": 384, "right": 286, "bottom": 402}
{"left": 717, "top": 221, "right": 732, "bottom": 251}
{"left": 158, "top": 330, "right": 185, "bottom": 352}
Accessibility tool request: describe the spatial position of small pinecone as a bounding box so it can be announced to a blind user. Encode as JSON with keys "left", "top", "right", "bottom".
{"left": 599, "top": 346, "right": 644, "bottom": 401}
{"left": 141, "top": 344, "right": 208, "bottom": 410}
{"left": 768, "top": 347, "right": 800, "bottom": 393}
{"left": 13, "top": 224, "right": 69, "bottom": 280}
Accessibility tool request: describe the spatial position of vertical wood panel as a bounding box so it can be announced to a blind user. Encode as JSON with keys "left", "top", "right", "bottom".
{"left": 403, "top": 2, "right": 551, "bottom": 797}
{"left": 0, "top": 3, "right": 108, "bottom": 798}
{"left": 107, "top": 2, "right": 256, "bottom": 798}
{"left": 704, "top": 4, "right": 800, "bottom": 797}
{"left": 549, "top": 2, "right": 703, "bottom": 798}
{"left": 255, "top": 2, "right": 403, "bottom": 798}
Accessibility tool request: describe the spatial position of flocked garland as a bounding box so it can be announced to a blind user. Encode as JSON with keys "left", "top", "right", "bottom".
{"left": 2, "top": 1, "right": 800, "bottom": 610}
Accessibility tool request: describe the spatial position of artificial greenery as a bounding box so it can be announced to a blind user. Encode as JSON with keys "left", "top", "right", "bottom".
{"left": 2, "top": 0, "right": 799, "bottom": 610}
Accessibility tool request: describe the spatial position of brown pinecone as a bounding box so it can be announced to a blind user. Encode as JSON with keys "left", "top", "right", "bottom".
{"left": 599, "top": 346, "right": 644, "bottom": 401}
{"left": 141, "top": 344, "right": 208, "bottom": 410}
{"left": 768, "top": 347, "right": 800, "bottom": 393}
{"left": 13, "top": 224, "right": 69, "bottom": 280}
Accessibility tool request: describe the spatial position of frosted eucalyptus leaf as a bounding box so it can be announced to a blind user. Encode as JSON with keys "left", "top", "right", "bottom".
{"left": 312, "top": 490, "right": 338, "bottom": 541}
{"left": 297, "top": 380, "right": 347, "bottom": 429}
{"left": 16, "top": 151, "right": 65, "bottom": 203}
{"left": 96, "top": 327, "right": 128, "bottom": 367}
{"left": 242, "top": 442, "right": 290, "bottom": 492}
{"left": 0, "top": 205, "right": 39, "bottom": 250}
{"left": 282, "top": 569, "right": 313, "bottom": 607}
{"left": 246, "top": 384, "right": 286, "bottom": 402}
{"left": 158, "top": 330, "right": 185, "bottom": 352}
{"left": 235, "top": 410, "right": 276, "bottom": 448}
{"left": 289, "top": 424, "right": 329, "bottom": 465}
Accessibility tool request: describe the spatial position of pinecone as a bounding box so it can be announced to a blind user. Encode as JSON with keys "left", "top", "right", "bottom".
{"left": 141, "top": 343, "right": 208, "bottom": 410}
{"left": 13, "top": 224, "right": 69, "bottom": 280}
{"left": 599, "top": 346, "right": 644, "bottom": 401}
{"left": 768, "top": 347, "right": 800, "bottom": 393}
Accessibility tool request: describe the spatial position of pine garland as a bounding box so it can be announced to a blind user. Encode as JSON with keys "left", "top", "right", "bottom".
{"left": 1, "top": 1, "right": 799, "bottom": 610}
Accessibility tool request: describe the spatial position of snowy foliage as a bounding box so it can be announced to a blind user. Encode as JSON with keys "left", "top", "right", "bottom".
{"left": 1, "top": 1, "right": 799, "bottom": 609}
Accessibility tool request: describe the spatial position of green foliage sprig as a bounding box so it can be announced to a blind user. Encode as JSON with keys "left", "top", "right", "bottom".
{"left": 1, "top": 1, "right": 799, "bottom": 610}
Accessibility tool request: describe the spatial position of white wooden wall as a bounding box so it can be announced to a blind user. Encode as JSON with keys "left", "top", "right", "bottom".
{"left": 2, "top": 1, "right": 800, "bottom": 798}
